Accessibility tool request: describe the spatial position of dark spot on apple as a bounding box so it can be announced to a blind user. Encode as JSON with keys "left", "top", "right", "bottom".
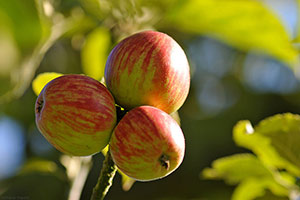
{"left": 36, "top": 99, "right": 44, "bottom": 114}
{"left": 159, "top": 154, "right": 170, "bottom": 170}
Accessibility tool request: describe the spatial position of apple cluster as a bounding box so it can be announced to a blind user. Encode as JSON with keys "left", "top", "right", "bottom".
{"left": 35, "top": 30, "right": 190, "bottom": 181}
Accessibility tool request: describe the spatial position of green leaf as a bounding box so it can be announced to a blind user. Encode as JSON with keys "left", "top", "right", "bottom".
{"left": 32, "top": 72, "right": 63, "bottom": 96}
{"left": 233, "top": 120, "right": 300, "bottom": 176}
{"left": 165, "top": 0, "right": 298, "bottom": 67}
{"left": 232, "top": 178, "right": 288, "bottom": 200}
{"left": 20, "top": 159, "right": 59, "bottom": 175}
{"left": 81, "top": 27, "right": 111, "bottom": 80}
{"left": 256, "top": 191, "right": 289, "bottom": 200}
{"left": 233, "top": 121, "right": 287, "bottom": 169}
{"left": 255, "top": 113, "right": 300, "bottom": 170}
{"left": 232, "top": 178, "right": 268, "bottom": 200}
{"left": 202, "top": 153, "right": 273, "bottom": 184}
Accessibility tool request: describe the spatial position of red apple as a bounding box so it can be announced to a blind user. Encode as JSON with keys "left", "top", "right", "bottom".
{"left": 35, "top": 74, "right": 117, "bottom": 156}
{"left": 109, "top": 106, "right": 185, "bottom": 181}
{"left": 105, "top": 30, "right": 190, "bottom": 114}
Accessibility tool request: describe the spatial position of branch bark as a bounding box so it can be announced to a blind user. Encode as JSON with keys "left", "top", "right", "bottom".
{"left": 90, "top": 149, "right": 117, "bottom": 200}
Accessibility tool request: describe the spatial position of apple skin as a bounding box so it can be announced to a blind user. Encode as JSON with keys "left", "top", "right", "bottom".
{"left": 109, "top": 106, "right": 185, "bottom": 181}
{"left": 104, "top": 30, "right": 190, "bottom": 114}
{"left": 35, "top": 74, "right": 117, "bottom": 156}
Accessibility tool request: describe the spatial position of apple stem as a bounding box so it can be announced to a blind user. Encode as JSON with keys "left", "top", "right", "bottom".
{"left": 90, "top": 149, "right": 117, "bottom": 200}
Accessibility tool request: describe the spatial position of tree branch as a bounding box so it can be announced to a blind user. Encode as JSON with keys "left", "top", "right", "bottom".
{"left": 90, "top": 149, "right": 117, "bottom": 200}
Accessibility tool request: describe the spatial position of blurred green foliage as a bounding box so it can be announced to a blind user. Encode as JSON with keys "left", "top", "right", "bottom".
{"left": 165, "top": 0, "right": 298, "bottom": 66}
{"left": 1, "top": 159, "right": 70, "bottom": 200}
{"left": 1, "top": 0, "right": 300, "bottom": 200}
{"left": 81, "top": 27, "right": 111, "bottom": 80}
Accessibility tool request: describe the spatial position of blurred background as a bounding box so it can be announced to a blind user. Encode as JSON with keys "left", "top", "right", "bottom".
{"left": 0, "top": 0, "right": 300, "bottom": 199}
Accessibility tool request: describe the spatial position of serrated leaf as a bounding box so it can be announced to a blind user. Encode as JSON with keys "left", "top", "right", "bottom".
{"left": 32, "top": 72, "right": 63, "bottom": 96}
{"left": 233, "top": 120, "right": 300, "bottom": 176}
{"left": 165, "top": 0, "right": 298, "bottom": 67}
{"left": 233, "top": 121, "right": 300, "bottom": 175}
{"left": 233, "top": 121, "right": 287, "bottom": 168}
{"left": 202, "top": 153, "right": 273, "bottom": 184}
{"left": 81, "top": 27, "right": 111, "bottom": 80}
{"left": 102, "top": 145, "right": 135, "bottom": 191}
{"left": 255, "top": 113, "right": 300, "bottom": 170}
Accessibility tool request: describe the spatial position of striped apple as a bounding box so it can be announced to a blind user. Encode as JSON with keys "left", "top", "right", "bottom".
{"left": 109, "top": 106, "right": 185, "bottom": 181}
{"left": 35, "top": 74, "right": 117, "bottom": 156}
{"left": 105, "top": 30, "right": 190, "bottom": 114}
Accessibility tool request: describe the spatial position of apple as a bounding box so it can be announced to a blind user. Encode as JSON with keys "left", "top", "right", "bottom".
{"left": 109, "top": 106, "right": 185, "bottom": 181}
{"left": 35, "top": 74, "right": 117, "bottom": 156}
{"left": 104, "top": 30, "right": 190, "bottom": 114}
